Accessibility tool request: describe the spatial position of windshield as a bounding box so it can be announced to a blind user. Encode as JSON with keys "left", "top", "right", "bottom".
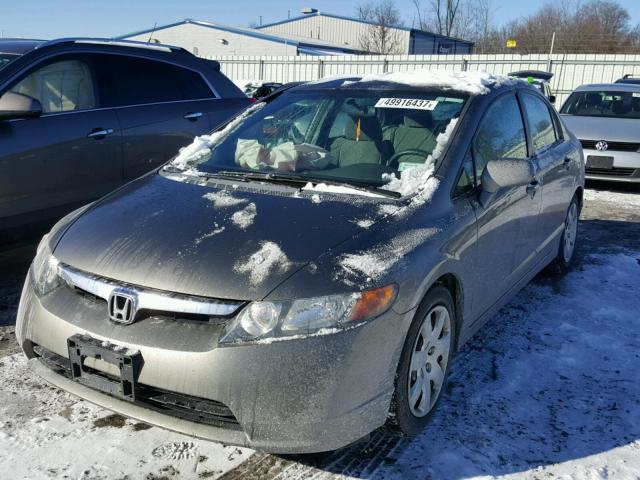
{"left": 0, "top": 53, "right": 19, "bottom": 70}
{"left": 560, "top": 90, "right": 640, "bottom": 119}
{"left": 170, "top": 89, "right": 466, "bottom": 188}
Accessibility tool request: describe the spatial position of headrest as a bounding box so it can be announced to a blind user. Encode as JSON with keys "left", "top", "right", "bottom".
{"left": 611, "top": 99, "right": 630, "bottom": 115}
{"left": 344, "top": 115, "right": 382, "bottom": 142}
{"left": 403, "top": 110, "right": 433, "bottom": 128}
{"left": 585, "top": 92, "right": 601, "bottom": 105}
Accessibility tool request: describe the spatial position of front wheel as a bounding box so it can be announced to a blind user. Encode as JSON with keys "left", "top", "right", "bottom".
{"left": 550, "top": 195, "right": 580, "bottom": 273}
{"left": 385, "top": 285, "right": 455, "bottom": 436}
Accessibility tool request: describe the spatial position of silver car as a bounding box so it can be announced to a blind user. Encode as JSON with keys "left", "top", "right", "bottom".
{"left": 560, "top": 83, "right": 640, "bottom": 183}
{"left": 17, "top": 72, "right": 585, "bottom": 453}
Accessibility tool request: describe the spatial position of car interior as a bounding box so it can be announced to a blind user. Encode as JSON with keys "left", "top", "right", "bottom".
{"left": 200, "top": 92, "right": 464, "bottom": 185}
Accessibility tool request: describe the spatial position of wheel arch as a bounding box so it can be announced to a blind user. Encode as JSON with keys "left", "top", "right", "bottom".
{"left": 432, "top": 272, "right": 464, "bottom": 351}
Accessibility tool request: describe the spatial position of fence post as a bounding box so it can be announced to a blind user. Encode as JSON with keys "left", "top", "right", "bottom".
{"left": 317, "top": 58, "right": 324, "bottom": 79}
{"left": 383, "top": 58, "right": 389, "bottom": 73}
{"left": 462, "top": 58, "right": 468, "bottom": 71}
{"left": 547, "top": 58, "right": 554, "bottom": 74}
{"left": 259, "top": 59, "right": 264, "bottom": 80}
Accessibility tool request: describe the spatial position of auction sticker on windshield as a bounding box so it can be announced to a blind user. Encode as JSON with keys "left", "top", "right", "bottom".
{"left": 375, "top": 98, "right": 439, "bottom": 110}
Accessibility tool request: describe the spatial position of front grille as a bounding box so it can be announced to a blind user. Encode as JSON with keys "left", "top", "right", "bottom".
{"left": 586, "top": 166, "right": 637, "bottom": 177}
{"left": 33, "top": 344, "right": 241, "bottom": 430}
{"left": 580, "top": 139, "right": 640, "bottom": 152}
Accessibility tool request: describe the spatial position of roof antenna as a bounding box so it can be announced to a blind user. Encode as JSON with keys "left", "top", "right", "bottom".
{"left": 147, "top": 22, "right": 157, "bottom": 44}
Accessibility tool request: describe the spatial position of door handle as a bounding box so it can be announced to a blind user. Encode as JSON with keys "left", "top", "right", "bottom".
{"left": 87, "top": 128, "right": 114, "bottom": 139}
{"left": 526, "top": 179, "right": 541, "bottom": 199}
{"left": 563, "top": 157, "right": 572, "bottom": 170}
{"left": 184, "top": 112, "right": 203, "bottom": 121}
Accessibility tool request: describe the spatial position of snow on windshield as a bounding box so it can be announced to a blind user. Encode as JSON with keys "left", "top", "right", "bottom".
{"left": 354, "top": 69, "right": 519, "bottom": 96}
{"left": 169, "top": 103, "right": 265, "bottom": 172}
{"left": 234, "top": 241, "right": 291, "bottom": 286}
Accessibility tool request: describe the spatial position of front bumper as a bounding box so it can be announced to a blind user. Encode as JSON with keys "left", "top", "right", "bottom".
{"left": 583, "top": 148, "right": 640, "bottom": 183}
{"left": 16, "top": 274, "right": 409, "bottom": 453}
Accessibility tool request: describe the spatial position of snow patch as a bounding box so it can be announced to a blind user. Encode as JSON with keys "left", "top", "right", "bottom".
{"left": 302, "top": 182, "right": 385, "bottom": 198}
{"left": 231, "top": 203, "right": 257, "bottom": 230}
{"left": 355, "top": 218, "right": 375, "bottom": 229}
{"left": 194, "top": 224, "right": 225, "bottom": 245}
{"left": 202, "top": 190, "right": 249, "bottom": 208}
{"left": 168, "top": 103, "right": 264, "bottom": 171}
{"left": 337, "top": 228, "right": 440, "bottom": 283}
{"left": 234, "top": 241, "right": 291, "bottom": 286}
{"left": 356, "top": 69, "right": 519, "bottom": 95}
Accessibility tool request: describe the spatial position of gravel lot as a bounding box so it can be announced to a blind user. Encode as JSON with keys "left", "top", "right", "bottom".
{"left": 1, "top": 182, "right": 639, "bottom": 479}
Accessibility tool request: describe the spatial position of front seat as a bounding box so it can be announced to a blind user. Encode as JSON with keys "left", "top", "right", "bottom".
{"left": 330, "top": 115, "right": 388, "bottom": 167}
{"left": 384, "top": 111, "right": 437, "bottom": 168}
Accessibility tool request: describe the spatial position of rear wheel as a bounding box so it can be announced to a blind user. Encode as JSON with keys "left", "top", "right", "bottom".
{"left": 550, "top": 195, "right": 580, "bottom": 273}
{"left": 385, "top": 285, "right": 455, "bottom": 436}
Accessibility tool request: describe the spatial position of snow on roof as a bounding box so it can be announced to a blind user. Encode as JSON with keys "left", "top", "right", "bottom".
{"left": 346, "top": 69, "right": 519, "bottom": 95}
{"left": 234, "top": 241, "right": 291, "bottom": 286}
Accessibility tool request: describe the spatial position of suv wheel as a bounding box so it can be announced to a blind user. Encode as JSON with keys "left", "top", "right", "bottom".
{"left": 386, "top": 285, "right": 455, "bottom": 436}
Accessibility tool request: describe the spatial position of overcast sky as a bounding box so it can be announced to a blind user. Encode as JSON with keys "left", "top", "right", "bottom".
{"left": 2, "top": 0, "right": 640, "bottom": 39}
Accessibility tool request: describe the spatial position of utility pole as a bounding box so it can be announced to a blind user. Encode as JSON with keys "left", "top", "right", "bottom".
{"left": 548, "top": 31, "right": 556, "bottom": 72}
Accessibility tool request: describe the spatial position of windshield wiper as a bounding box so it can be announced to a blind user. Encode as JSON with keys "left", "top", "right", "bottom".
{"left": 197, "top": 170, "right": 402, "bottom": 199}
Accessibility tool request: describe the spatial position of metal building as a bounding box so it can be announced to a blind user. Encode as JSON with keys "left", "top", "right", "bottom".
{"left": 118, "top": 19, "right": 365, "bottom": 57}
{"left": 257, "top": 11, "right": 474, "bottom": 54}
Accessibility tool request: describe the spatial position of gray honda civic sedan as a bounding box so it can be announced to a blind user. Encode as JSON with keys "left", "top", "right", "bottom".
{"left": 17, "top": 70, "right": 584, "bottom": 453}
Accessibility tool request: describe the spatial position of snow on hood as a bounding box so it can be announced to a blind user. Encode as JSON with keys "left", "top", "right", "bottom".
{"left": 169, "top": 103, "right": 265, "bottom": 172}
{"left": 353, "top": 69, "right": 519, "bottom": 95}
{"left": 234, "top": 241, "right": 291, "bottom": 287}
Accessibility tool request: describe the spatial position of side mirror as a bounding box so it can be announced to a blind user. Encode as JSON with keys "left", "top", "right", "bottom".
{"left": 481, "top": 158, "right": 535, "bottom": 193}
{"left": 0, "top": 91, "right": 43, "bottom": 121}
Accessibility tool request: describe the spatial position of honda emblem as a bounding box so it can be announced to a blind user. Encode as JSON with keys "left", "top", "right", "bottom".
{"left": 108, "top": 289, "right": 138, "bottom": 324}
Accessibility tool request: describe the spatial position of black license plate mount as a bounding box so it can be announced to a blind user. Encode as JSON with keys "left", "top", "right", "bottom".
{"left": 67, "top": 334, "right": 142, "bottom": 402}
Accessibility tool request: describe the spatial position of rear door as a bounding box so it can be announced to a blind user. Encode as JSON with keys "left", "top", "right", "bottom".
{"left": 520, "top": 92, "right": 574, "bottom": 258}
{"left": 468, "top": 92, "right": 542, "bottom": 317}
{"left": 94, "top": 54, "right": 244, "bottom": 181}
{"left": 0, "top": 54, "right": 121, "bottom": 245}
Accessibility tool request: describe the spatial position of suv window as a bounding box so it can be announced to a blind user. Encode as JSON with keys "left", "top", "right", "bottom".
{"left": 522, "top": 94, "right": 557, "bottom": 152}
{"left": 472, "top": 94, "right": 528, "bottom": 182}
{"left": 95, "top": 55, "right": 213, "bottom": 107}
{"left": 10, "top": 58, "right": 96, "bottom": 113}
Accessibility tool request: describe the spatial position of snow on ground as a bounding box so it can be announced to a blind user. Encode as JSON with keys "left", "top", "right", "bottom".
{"left": 584, "top": 187, "right": 640, "bottom": 210}
{"left": 0, "top": 354, "right": 253, "bottom": 479}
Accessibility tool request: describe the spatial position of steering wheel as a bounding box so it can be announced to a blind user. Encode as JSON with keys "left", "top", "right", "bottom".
{"left": 387, "top": 149, "right": 431, "bottom": 167}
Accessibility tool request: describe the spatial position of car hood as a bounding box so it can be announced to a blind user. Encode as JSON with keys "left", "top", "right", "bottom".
{"left": 53, "top": 173, "right": 396, "bottom": 300}
{"left": 561, "top": 115, "right": 640, "bottom": 143}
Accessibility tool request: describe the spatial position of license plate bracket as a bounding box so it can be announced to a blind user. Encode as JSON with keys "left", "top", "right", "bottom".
{"left": 67, "top": 334, "right": 142, "bottom": 402}
{"left": 586, "top": 155, "right": 614, "bottom": 169}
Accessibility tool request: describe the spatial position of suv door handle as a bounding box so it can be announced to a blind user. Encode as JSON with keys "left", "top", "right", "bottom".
{"left": 184, "top": 112, "right": 203, "bottom": 121}
{"left": 87, "top": 128, "right": 114, "bottom": 139}
{"left": 526, "top": 179, "right": 541, "bottom": 199}
{"left": 563, "top": 157, "right": 572, "bottom": 170}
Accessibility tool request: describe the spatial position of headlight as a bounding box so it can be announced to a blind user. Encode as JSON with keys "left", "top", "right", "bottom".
{"left": 31, "top": 235, "right": 62, "bottom": 297}
{"left": 221, "top": 284, "right": 397, "bottom": 344}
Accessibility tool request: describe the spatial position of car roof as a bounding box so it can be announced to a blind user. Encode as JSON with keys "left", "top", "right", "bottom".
{"left": 573, "top": 83, "right": 640, "bottom": 93}
{"left": 0, "top": 38, "right": 45, "bottom": 55}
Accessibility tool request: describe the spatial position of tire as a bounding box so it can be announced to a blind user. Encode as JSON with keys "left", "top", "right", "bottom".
{"left": 549, "top": 195, "right": 580, "bottom": 274}
{"left": 385, "top": 284, "right": 456, "bottom": 436}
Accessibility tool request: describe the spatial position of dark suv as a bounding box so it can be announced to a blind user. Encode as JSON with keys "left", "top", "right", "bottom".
{"left": 0, "top": 38, "right": 249, "bottom": 249}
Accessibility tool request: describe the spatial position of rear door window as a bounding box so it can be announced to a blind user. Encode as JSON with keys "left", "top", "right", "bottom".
{"left": 521, "top": 93, "right": 557, "bottom": 152}
{"left": 94, "top": 54, "right": 213, "bottom": 107}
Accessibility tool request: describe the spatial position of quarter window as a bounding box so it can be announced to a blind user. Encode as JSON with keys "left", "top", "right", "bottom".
{"left": 522, "top": 94, "right": 557, "bottom": 152}
{"left": 10, "top": 59, "right": 96, "bottom": 113}
{"left": 472, "top": 94, "right": 528, "bottom": 183}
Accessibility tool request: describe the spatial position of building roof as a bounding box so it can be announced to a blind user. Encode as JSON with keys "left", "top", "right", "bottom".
{"left": 257, "top": 11, "right": 474, "bottom": 45}
{"left": 116, "top": 19, "right": 364, "bottom": 54}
